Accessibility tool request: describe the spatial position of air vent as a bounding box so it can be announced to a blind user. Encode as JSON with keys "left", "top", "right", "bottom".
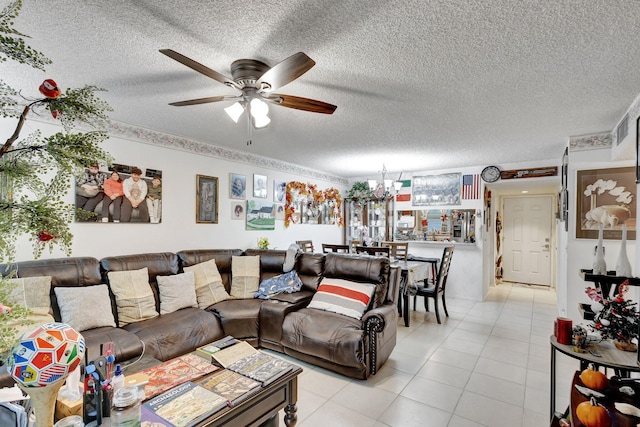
{"left": 616, "top": 115, "right": 628, "bottom": 145}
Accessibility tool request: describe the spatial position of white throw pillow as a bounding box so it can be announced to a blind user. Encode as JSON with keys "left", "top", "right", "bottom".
{"left": 230, "top": 256, "right": 260, "bottom": 298}
{"left": 183, "top": 259, "right": 230, "bottom": 307}
{"left": 156, "top": 272, "right": 198, "bottom": 314}
{"left": 307, "top": 278, "right": 376, "bottom": 320}
{"left": 107, "top": 267, "right": 158, "bottom": 326}
{"left": 55, "top": 285, "right": 116, "bottom": 331}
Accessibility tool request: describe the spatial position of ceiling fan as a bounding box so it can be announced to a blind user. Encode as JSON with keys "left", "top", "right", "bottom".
{"left": 159, "top": 49, "right": 337, "bottom": 129}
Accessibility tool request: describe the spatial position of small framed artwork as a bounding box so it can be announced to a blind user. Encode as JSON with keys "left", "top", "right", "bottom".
{"left": 196, "top": 174, "right": 218, "bottom": 224}
{"left": 231, "top": 201, "right": 245, "bottom": 220}
{"left": 253, "top": 174, "right": 267, "bottom": 198}
{"left": 576, "top": 167, "right": 635, "bottom": 239}
{"left": 246, "top": 200, "right": 275, "bottom": 230}
{"left": 274, "top": 203, "right": 285, "bottom": 220}
{"left": 230, "top": 173, "right": 246, "bottom": 199}
{"left": 274, "top": 180, "right": 287, "bottom": 203}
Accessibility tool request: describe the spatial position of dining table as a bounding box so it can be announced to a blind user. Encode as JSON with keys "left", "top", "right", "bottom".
{"left": 393, "top": 260, "right": 433, "bottom": 326}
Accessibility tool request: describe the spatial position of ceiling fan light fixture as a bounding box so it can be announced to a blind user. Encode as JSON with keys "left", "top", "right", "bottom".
{"left": 224, "top": 102, "right": 245, "bottom": 123}
{"left": 252, "top": 114, "right": 271, "bottom": 128}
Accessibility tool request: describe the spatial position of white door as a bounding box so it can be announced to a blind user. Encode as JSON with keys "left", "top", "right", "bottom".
{"left": 502, "top": 196, "right": 553, "bottom": 286}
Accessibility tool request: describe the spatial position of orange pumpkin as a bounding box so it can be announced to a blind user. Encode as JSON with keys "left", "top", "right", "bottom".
{"left": 579, "top": 364, "right": 609, "bottom": 391}
{"left": 576, "top": 397, "right": 610, "bottom": 427}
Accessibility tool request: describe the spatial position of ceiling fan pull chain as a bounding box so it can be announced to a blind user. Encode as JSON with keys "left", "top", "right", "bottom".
{"left": 246, "top": 111, "right": 253, "bottom": 145}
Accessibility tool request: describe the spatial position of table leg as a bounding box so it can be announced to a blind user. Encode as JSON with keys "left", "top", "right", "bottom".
{"left": 550, "top": 345, "right": 556, "bottom": 421}
{"left": 403, "top": 292, "right": 410, "bottom": 327}
{"left": 284, "top": 403, "right": 297, "bottom": 427}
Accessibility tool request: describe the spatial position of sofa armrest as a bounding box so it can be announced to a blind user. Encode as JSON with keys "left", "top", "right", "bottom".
{"left": 362, "top": 303, "right": 398, "bottom": 375}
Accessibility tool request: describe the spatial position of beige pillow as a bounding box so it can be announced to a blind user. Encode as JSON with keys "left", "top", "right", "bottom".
{"left": 107, "top": 267, "right": 158, "bottom": 326}
{"left": 156, "top": 272, "right": 198, "bottom": 314}
{"left": 183, "top": 259, "right": 230, "bottom": 308}
{"left": 230, "top": 256, "right": 260, "bottom": 298}
{"left": 55, "top": 285, "right": 116, "bottom": 331}
{"left": 2, "top": 276, "right": 55, "bottom": 351}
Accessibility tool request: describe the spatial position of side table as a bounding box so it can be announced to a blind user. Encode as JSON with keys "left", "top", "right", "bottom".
{"left": 549, "top": 335, "right": 640, "bottom": 420}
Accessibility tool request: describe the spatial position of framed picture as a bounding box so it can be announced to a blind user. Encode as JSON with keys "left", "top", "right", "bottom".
{"left": 412, "top": 173, "right": 461, "bottom": 206}
{"left": 246, "top": 200, "right": 275, "bottom": 230}
{"left": 274, "top": 203, "right": 285, "bottom": 220}
{"left": 576, "top": 167, "right": 635, "bottom": 239}
{"left": 253, "top": 174, "right": 267, "bottom": 198}
{"left": 75, "top": 163, "right": 162, "bottom": 223}
{"left": 274, "top": 180, "right": 287, "bottom": 203}
{"left": 231, "top": 201, "right": 245, "bottom": 220}
{"left": 230, "top": 173, "right": 246, "bottom": 199}
{"left": 196, "top": 174, "right": 218, "bottom": 224}
{"left": 561, "top": 147, "right": 568, "bottom": 189}
{"left": 636, "top": 116, "right": 640, "bottom": 184}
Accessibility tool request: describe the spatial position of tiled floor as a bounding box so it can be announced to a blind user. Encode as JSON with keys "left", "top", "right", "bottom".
{"left": 274, "top": 282, "right": 585, "bottom": 427}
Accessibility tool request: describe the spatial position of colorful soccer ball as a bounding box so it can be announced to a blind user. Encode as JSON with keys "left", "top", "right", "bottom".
{"left": 7, "top": 322, "right": 85, "bottom": 387}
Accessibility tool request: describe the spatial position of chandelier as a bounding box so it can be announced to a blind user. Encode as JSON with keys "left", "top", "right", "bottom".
{"left": 367, "top": 165, "right": 402, "bottom": 201}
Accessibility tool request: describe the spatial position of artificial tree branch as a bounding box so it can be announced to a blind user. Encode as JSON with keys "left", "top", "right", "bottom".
{"left": 0, "top": 104, "right": 29, "bottom": 158}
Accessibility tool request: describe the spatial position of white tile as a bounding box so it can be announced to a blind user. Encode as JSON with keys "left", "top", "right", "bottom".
{"left": 378, "top": 395, "right": 452, "bottom": 427}
{"left": 464, "top": 372, "right": 525, "bottom": 407}
{"left": 367, "top": 365, "right": 414, "bottom": 394}
{"left": 481, "top": 343, "right": 529, "bottom": 368}
{"left": 299, "top": 368, "right": 352, "bottom": 399}
{"left": 416, "top": 360, "right": 472, "bottom": 389}
{"left": 474, "top": 357, "right": 527, "bottom": 385}
{"left": 440, "top": 336, "right": 486, "bottom": 356}
{"left": 454, "top": 391, "right": 523, "bottom": 426}
{"left": 400, "top": 376, "right": 463, "bottom": 412}
{"left": 383, "top": 349, "right": 429, "bottom": 375}
{"left": 330, "top": 381, "right": 397, "bottom": 419}
{"left": 429, "top": 347, "right": 479, "bottom": 371}
{"left": 524, "top": 386, "right": 549, "bottom": 416}
{"left": 298, "top": 400, "right": 378, "bottom": 427}
{"left": 448, "top": 415, "right": 485, "bottom": 427}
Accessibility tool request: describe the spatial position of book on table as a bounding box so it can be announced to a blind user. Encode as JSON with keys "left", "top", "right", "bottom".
{"left": 226, "top": 350, "right": 294, "bottom": 386}
{"left": 195, "top": 335, "right": 240, "bottom": 362}
{"left": 138, "top": 353, "right": 220, "bottom": 399}
{"left": 140, "top": 381, "right": 228, "bottom": 427}
{"left": 196, "top": 369, "right": 262, "bottom": 406}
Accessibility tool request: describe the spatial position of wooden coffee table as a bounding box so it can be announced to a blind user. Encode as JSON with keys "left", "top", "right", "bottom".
{"left": 123, "top": 353, "right": 302, "bottom": 427}
{"left": 192, "top": 364, "right": 302, "bottom": 427}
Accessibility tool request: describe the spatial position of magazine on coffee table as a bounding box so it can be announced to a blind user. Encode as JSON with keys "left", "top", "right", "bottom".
{"left": 139, "top": 353, "right": 220, "bottom": 399}
{"left": 226, "top": 351, "right": 294, "bottom": 386}
{"left": 141, "top": 381, "right": 228, "bottom": 427}
{"left": 204, "top": 340, "right": 259, "bottom": 368}
{"left": 196, "top": 369, "right": 262, "bottom": 406}
{"left": 195, "top": 335, "right": 240, "bottom": 363}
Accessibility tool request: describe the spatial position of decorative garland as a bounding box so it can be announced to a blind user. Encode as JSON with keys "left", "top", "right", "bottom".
{"left": 284, "top": 182, "right": 344, "bottom": 227}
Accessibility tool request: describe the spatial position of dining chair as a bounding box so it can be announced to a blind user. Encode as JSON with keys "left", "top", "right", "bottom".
{"left": 322, "top": 243, "right": 350, "bottom": 253}
{"left": 381, "top": 241, "right": 409, "bottom": 261}
{"left": 355, "top": 245, "right": 390, "bottom": 257}
{"left": 295, "top": 240, "right": 315, "bottom": 253}
{"left": 413, "top": 246, "right": 454, "bottom": 324}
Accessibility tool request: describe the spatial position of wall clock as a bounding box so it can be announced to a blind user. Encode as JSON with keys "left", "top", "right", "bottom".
{"left": 481, "top": 165, "right": 501, "bottom": 183}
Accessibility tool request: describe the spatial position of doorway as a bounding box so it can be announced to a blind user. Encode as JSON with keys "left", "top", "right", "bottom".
{"left": 501, "top": 195, "right": 554, "bottom": 286}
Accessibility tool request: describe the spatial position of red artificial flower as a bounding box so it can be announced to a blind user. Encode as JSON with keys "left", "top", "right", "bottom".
{"left": 37, "top": 230, "right": 55, "bottom": 242}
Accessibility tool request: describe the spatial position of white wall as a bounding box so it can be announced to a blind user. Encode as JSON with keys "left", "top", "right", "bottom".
{"left": 563, "top": 147, "right": 637, "bottom": 321}
{"left": 1, "top": 118, "right": 346, "bottom": 262}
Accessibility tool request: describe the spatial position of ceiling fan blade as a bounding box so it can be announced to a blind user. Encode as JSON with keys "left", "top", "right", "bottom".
{"left": 169, "top": 95, "right": 241, "bottom": 107}
{"left": 265, "top": 94, "right": 337, "bottom": 114}
{"left": 256, "top": 52, "right": 315, "bottom": 92}
{"left": 160, "top": 49, "right": 240, "bottom": 89}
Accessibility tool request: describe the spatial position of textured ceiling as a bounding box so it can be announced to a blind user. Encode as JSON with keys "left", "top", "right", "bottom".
{"left": 3, "top": 0, "right": 640, "bottom": 178}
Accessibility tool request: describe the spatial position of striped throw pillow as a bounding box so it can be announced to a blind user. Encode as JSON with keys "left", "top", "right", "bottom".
{"left": 307, "top": 278, "right": 376, "bottom": 320}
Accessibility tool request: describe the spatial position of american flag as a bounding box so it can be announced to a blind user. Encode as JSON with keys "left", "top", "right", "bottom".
{"left": 462, "top": 174, "right": 480, "bottom": 199}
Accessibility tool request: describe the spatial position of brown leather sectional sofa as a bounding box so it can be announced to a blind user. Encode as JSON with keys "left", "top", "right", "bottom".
{"left": 0, "top": 249, "right": 400, "bottom": 385}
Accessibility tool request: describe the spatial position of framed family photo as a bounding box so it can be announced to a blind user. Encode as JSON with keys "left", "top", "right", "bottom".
{"left": 253, "top": 174, "right": 267, "bottom": 198}
{"left": 230, "top": 173, "right": 246, "bottom": 199}
{"left": 231, "top": 201, "right": 245, "bottom": 220}
{"left": 196, "top": 174, "right": 218, "bottom": 224}
{"left": 274, "top": 180, "right": 287, "bottom": 203}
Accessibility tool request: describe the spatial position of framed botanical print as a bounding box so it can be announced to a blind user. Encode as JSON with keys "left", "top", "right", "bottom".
{"left": 196, "top": 175, "right": 218, "bottom": 224}
{"left": 230, "top": 173, "right": 246, "bottom": 199}
{"left": 576, "top": 167, "right": 635, "bottom": 239}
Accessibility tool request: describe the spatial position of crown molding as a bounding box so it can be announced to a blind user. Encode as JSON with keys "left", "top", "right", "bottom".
{"left": 569, "top": 132, "right": 612, "bottom": 152}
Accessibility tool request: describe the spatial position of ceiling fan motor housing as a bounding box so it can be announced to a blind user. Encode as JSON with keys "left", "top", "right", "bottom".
{"left": 230, "top": 59, "right": 270, "bottom": 89}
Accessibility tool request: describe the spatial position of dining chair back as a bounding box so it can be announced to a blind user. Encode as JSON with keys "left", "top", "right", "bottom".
{"left": 355, "top": 245, "right": 390, "bottom": 257}
{"left": 382, "top": 241, "right": 409, "bottom": 261}
{"left": 296, "top": 240, "right": 315, "bottom": 253}
{"left": 413, "top": 246, "right": 454, "bottom": 324}
{"left": 322, "top": 243, "right": 350, "bottom": 253}
{"left": 349, "top": 240, "right": 362, "bottom": 253}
